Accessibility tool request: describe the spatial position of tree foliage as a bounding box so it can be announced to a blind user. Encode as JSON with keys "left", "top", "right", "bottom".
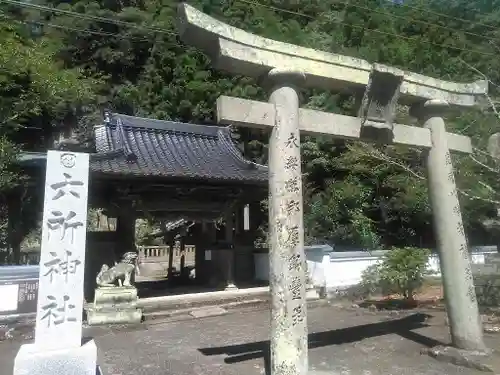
{"left": 360, "top": 247, "right": 433, "bottom": 299}
{"left": 1, "top": 0, "right": 500, "bottom": 257}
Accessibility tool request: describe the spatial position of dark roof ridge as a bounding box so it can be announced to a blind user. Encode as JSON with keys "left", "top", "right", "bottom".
{"left": 109, "top": 113, "right": 224, "bottom": 137}
{"left": 217, "top": 128, "right": 263, "bottom": 170}
{"left": 116, "top": 116, "right": 136, "bottom": 161}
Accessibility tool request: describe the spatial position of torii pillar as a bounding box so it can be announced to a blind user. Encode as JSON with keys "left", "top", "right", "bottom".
{"left": 411, "top": 100, "right": 485, "bottom": 350}
{"left": 266, "top": 68, "right": 308, "bottom": 375}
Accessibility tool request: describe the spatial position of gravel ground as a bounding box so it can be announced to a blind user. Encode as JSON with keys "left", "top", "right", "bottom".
{"left": 1, "top": 303, "right": 498, "bottom": 375}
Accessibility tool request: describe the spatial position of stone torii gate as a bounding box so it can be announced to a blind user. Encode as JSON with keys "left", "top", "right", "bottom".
{"left": 177, "top": 3, "right": 488, "bottom": 374}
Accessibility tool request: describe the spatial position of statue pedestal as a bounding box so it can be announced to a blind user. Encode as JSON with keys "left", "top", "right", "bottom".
{"left": 86, "top": 286, "right": 143, "bottom": 326}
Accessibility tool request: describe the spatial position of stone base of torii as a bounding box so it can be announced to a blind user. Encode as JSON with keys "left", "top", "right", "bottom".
{"left": 177, "top": 3, "right": 490, "bottom": 375}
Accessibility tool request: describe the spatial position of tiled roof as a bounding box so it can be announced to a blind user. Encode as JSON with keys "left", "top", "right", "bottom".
{"left": 91, "top": 113, "right": 268, "bottom": 183}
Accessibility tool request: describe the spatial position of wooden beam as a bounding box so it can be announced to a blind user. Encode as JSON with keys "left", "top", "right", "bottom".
{"left": 103, "top": 211, "right": 223, "bottom": 221}
{"left": 97, "top": 199, "right": 228, "bottom": 214}
{"left": 139, "top": 212, "right": 223, "bottom": 221}
{"left": 217, "top": 96, "right": 472, "bottom": 154}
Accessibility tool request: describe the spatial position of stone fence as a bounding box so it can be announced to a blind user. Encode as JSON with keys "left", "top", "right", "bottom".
{"left": 254, "top": 246, "right": 498, "bottom": 293}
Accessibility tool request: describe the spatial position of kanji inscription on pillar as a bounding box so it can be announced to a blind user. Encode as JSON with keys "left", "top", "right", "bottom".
{"left": 40, "top": 295, "right": 78, "bottom": 327}
{"left": 43, "top": 250, "right": 82, "bottom": 283}
{"left": 35, "top": 151, "right": 90, "bottom": 350}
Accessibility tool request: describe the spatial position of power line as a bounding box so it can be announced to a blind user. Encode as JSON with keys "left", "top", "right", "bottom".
{"left": 0, "top": 0, "right": 176, "bottom": 36}
{"left": 0, "top": 13, "right": 162, "bottom": 43}
{"left": 8, "top": 0, "right": 494, "bottom": 49}
{"left": 1, "top": 0, "right": 496, "bottom": 57}
{"left": 344, "top": 2, "right": 498, "bottom": 44}
{"left": 391, "top": 1, "right": 499, "bottom": 32}
{"left": 237, "top": 0, "right": 496, "bottom": 57}
{"left": 250, "top": 0, "right": 500, "bottom": 33}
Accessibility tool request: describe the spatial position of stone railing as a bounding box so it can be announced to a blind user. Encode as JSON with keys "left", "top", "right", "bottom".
{"left": 137, "top": 245, "right": 195, "bottom": 262}
{"left": 136, "top": 245, "right": 196, "bottom": 280}
{"left": 138, "top": 245, "right": 169, "bottom": 261}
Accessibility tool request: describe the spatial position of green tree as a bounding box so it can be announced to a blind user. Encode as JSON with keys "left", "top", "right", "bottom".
{"left": 361, "top": 247, "right": 432, "bottom": 300}
{"left": 2, "top": 0, "right": 500, "bottom": 251}
{"left": 0, "top": 18, "right": 100, "bottom": 263}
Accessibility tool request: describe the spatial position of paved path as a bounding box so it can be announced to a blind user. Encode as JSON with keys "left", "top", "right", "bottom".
{"left": 0, "top": 304, "right": 495, "bottom": 375}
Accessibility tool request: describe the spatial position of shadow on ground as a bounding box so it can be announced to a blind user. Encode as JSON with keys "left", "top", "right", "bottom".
{"left": 136, "top": 277, "right": 269, "bottom": 299}
{"left": 199, "top": 313, "right": 443, "bottom": 375}
{"left": 359, "top": 299, "right": 444, "bottom": 310}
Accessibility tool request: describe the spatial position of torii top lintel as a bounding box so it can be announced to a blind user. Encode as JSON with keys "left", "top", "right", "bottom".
{"left": 177, "top": 3, "right": 487, "bottom": 107}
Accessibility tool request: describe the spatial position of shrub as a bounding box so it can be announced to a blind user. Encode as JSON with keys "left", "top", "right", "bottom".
{"left": 360, "top": 247, "right": 432, "bottom": 300}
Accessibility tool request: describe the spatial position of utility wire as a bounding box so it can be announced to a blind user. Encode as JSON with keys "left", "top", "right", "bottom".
{"left": 1, "top": 0, "right": 497, "bottom": 57}
{"left": 259, "top": 0, "right": 500, "bottom": 33}
{"left": 237, "top": 0, "right": 496, "bottom": 56}
{"left": 0, "top": 0, "right": 176, "bottom": 36}
{"left": 4, "top": 0, "right": 497, "bottom": 48}
{"left": 0, "top": 13, "right": 160, "bottom": 42}
{"left": 343, "top": 2, "right": 498, "bottom": 44}
{"left": 390, "top": 1, "right": 499, "bottom": 31}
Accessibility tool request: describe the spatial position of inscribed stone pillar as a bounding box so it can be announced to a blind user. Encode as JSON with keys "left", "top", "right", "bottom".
{"left": 412, "top": 100, "right": 486, "bottom": 351}
{"left": 243, "top": 204, "right": 250, "bottom": 231}
{"left": 266, "top": 68, "right": 308, "bottom": 375}
{"left": 14, "top": 150, "right": 98, "bottom": 375}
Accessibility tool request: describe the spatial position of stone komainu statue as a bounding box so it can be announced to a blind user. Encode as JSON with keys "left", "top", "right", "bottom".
{"left": 96, "top": 251, "right": 138, "bottom": 288}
